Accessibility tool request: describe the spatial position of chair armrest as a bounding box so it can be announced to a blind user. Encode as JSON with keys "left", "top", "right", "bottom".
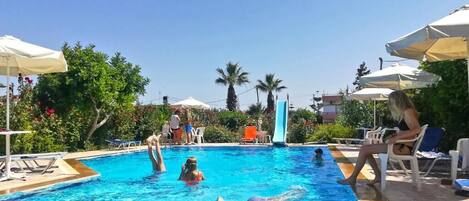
{"left": 394, "top": 138, "right": 418, "bottom": 143}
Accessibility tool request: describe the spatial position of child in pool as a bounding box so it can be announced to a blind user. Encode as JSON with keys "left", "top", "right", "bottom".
{"left": 312, "top": 148, "right": 323, "bottom": 161}
{"left": 178, "top": 157, "right": 205, "bottom": 183}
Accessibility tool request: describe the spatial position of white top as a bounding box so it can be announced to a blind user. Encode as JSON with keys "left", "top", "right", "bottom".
{"left": 170, "top": 115, "right": 180, "bottom": 129}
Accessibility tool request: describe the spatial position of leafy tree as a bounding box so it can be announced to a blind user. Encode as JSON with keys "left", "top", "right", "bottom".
{"left": 412, "top": 60, "right": 468, "bottom": 151}
{"left": 256, "top": 74, "right": 287, "bottom": 113}
{"left": 352, "top": 62, "right": 371, "bottom": 90}
{"left": 290, "top": 108, "right": 316, "bottom": 124}
{"left": 246, "top": 103, "right": 265, "bottom": 117}
{"left": 336, "top": 99, "right": 373, "bottom": 128}
{"left": 215, "top": 62, "right": 249, "bottom": 111}
{"left": 35, "top": 43, "right": 149, "bottom": 147}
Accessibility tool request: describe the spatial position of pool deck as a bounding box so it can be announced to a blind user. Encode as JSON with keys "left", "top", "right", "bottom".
{"left": 0, "top": 143, "right": 465, "bottom": 201}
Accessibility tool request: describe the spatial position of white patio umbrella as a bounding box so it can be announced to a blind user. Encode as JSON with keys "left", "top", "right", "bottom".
{"left": 350, "top": 88, "right": 394, "bottom": 128}
{"left": 386, "top": 5, "right": 469, "bottom": 93}
{"left": 359, "top": 63, "right": 441, "bottom": 90}
{"left": 0, "top": 35, "right": 67, "bottom": 180}
{"left": 171, "top": 97, "right": 210, "bottom": 109}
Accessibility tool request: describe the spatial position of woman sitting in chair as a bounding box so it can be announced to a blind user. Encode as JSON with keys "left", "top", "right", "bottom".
{"left": 338, "top": 90, "right": 421, "bottom": 186}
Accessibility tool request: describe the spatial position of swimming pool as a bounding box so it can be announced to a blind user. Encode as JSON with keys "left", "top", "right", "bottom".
{"left": 2, "top": 146, "right": 357, "bottom": 201}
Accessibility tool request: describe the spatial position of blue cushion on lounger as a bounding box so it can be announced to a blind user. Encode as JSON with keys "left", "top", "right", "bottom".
{"left": 454, "top": 179, "right": 469, "bottom": 191}
{"left": 419, "top": 127, "right": 444, "bottom": 152}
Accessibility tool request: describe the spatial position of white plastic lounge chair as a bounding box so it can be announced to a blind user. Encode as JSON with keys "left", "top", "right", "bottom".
{"left": 450, "top": 138, "right": 469, "bottom": 183}
{"left": 378, "top": 124, "right": 428, "bottom": 191}
{"left": 193, "top": 127, "right": 205, "bottom": 144}
{"left": 1, "top": 152, "right": 66, "bottom": 174}
{"left": 106, "top": 139, "right": 136, "bottom": 149}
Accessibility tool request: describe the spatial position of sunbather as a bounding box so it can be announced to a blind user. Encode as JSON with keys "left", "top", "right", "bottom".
{"left": 338, "top": 91, "right": 421, "bottom": 186}
{"left": 178, "top": 157, "right": 204, "bottom": 183}
{"left": 146, "top": 134, "right": 166, "bottom": 172}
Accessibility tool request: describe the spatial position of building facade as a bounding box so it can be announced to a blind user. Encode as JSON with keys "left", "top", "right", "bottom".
{"left": 321, "top": 94, "right": 343, "bottom": 123}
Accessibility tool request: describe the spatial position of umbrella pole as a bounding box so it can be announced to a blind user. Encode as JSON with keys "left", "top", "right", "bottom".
{"left": 373, "top": 100, "right": 376, "bottom": 128}
{"left": 467, "top": 41, "right": 469, "bottom": 94}
{"left": 4, "top": 66, "right": 10, "bottom": 178}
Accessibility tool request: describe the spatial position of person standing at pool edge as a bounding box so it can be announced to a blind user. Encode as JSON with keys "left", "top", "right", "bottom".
{"left": 185, "top": 109, "right": 193, "bottom": 144}
{"left": 338, "top": 91, "right": 421, "bottom": 186}
{"left": 170, "top": 109, "right": 182, "bottom": 144}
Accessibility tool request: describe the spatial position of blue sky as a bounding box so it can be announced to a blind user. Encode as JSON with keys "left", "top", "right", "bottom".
{"left": 0, "top": 1, "right": 463, "bottom": 109}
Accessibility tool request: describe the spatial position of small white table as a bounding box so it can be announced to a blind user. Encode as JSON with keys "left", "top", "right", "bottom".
{"left": 1, "top": 130, "right": 31, "bottom": 181}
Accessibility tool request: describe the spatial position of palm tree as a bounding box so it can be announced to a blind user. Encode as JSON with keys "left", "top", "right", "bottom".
{"left": 256, "top": 74, "right": 287, "bottom": 113}
{"left": 246, "top": 103, "right": 265, "bottom": 116}
{"left": 215, "top": 62, "right": 249, "bottom": 111}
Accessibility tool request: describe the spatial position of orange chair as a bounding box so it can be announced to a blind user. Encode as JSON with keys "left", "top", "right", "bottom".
{"left": 240, "top": 126, "right": 257, "bottom": 144}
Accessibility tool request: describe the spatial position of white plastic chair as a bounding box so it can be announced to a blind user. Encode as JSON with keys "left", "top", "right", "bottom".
{"left": 193, "top": 127, "right": 205, "bottom": 144}
{"left": 378, "top": 124, "right": 428, "bottom": 191}
{"left": 161, "top": 124, "right": 172, "bottom": 147}
{"left": 450, "top": 138, "right": 469, "bottom": 182}
{"left": 364, "top": 127, "right": 382, "bottom": 144}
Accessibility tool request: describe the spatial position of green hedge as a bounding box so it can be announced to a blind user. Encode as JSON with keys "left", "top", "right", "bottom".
{"left": 217, "top": 111, "right": 248, "bottom": 131}
{"left": 204, "top": 125, "right": 240, "bottom": 143}
{"left": 307, "top": 124, "right": 355, "bottom": 142}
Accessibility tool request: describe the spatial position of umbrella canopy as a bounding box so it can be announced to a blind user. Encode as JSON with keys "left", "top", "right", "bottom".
{"left": 171, "top": 97, "right": 210, "bottom": 109}
{"left": 0, "top": 35, "right": 67, "bottom": 75}
{"left": 359, "top": 63, "right": 441, "bottom": 90}
{"left": 350, "top": 88, "right": 394, "bottom": 101}
{"left": 350, "top": 88, "right": 394, "bottom": 128}
{"left": 385, "top": 5, "right": 469, "bottom": 92}
{"left": 0, "top": 35, "right": 67, "bottom": 180}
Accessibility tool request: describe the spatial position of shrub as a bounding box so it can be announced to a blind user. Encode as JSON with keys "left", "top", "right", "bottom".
{"left": 307, "top": 124, "right": 355, "bottom": 142}
{"left": 217, "top": 111, "right": 248, "bottom": 131}
{"left": 291, "top": 108, "right": 316, "bottom": 124}
{"left": 288, "top": 123, "right": 313, "bottom": 143}
{"left": 204, "top": 125, "right": 239, "bottom": 143}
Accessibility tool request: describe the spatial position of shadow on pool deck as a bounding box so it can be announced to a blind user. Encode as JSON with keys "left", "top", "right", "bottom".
{"left": 332, "top": 144, "right": 467, "bottom": 201}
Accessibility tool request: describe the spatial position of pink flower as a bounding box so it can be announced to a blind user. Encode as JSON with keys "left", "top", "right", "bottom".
{"left": 46, "top": 108, "right": 55, "bottom": 116}
{"left": 25, "top": 77, "right": 33, "bottom": 84}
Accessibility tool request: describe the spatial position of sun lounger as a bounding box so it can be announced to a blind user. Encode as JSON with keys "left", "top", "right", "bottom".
{"left": 414, "top": 127, "right": 449, "bottom": 176}
{"left": 106, "top": 139, "right": 140, "bottom": 149}
{"left": 1, "top": 152, "right": 66, "bottom": 174}
{"left": 240, "top": 126, "right": 257, "bottom": 144}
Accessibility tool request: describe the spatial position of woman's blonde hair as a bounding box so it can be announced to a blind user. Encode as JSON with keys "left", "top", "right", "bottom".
{"left": 185, "top": 157, "right": 198, "bottom": 171}
{"left": 388, "top": 91, "right": 415, "bottom": 121}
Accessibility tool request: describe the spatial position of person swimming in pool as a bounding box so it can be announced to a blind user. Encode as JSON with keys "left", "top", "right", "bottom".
{"left": 312, "top": 148, "right": 323, "bottom": 161}
{"left": 178, "top": 157, "right": 205, "bottom": 183}
{"left": 216, "top": 186, "right": 306, "bottom": 201}
{"left": 147, "top": 134, "right": 204, "bottom": 183}
{"left": 146, "top": 133, "right": 166, "bottom": 172}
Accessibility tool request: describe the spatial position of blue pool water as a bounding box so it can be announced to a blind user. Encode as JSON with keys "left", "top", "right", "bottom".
{"left": 2, "top": 146, "right": 356, "bottom": 201}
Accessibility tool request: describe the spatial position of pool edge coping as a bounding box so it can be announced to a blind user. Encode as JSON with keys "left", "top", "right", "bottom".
{"left": 328, "top": 145, "right": 388, "bottom": 201}
{"left": 0, "top": 159, "right": 99, "bottom": 196}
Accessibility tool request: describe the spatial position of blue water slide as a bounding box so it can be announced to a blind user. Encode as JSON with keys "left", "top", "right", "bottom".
{"left": 272, "top": 100, "right": 288, "bottom": 146}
